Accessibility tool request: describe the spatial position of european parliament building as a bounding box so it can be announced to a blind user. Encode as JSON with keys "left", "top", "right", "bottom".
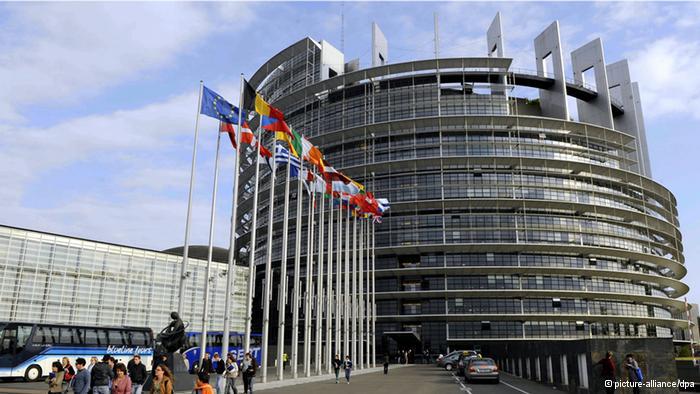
{"left": 242, "top": 15, "right": 690, "bottom": 388}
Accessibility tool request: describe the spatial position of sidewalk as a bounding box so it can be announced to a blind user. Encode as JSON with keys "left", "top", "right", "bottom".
{"left": 176, "top": 364, "right": 409, "bottom": 393}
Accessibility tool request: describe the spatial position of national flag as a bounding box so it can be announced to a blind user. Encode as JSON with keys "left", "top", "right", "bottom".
{"left": 332, "top": 180, "right": 361, "bottom": 195}
{"left": 255, "top": 93, "right": 285, "bottom": 120}
{"left": 289, "top": 129, "right": 304, "bottom": 161}
{"left": 302, "top": 169, "right": 327, "bottom": 194}
{"left": 242, "top": 79, "right": 257, "bottom": 112}
{"left": 275, "top": 144, "right": 301, "bottom": 178}
{"left": 322, "top": 165, "right": 352, "bottom": 184}
{"left": 301, "top": 136, "right": 324, "bottom": 170}
{"left": 261, "top": 115, "right": 293, "bottom": 136}
{"left": 220, "top": 123, "right": 272, "bottom": 158}
{"left": 200, "top": 86, "right": 246, "bottom": 124}
{"left": 276, "top": 132, "right": 300, "bottom": 158}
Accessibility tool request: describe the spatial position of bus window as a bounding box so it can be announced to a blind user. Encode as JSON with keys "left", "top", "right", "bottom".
{"left": 251, "top": 335, "right": 261, "bottom": 347}
{"left": 228, "top": 334, "right": 241, "bottom": 348}
{"left": 15, "top": 325, "right": 32, "bottom": 353}
{"left": 215, "top": 334, "right": 223, "bottom": 346}
{"left": 97, "top": 330, "right": 109, "bottom": 346}
{"left": 131, "top": 331, "right": 148, "bottom": 347}
{"left": 59, "top": 327, "right": 82, "bottom": 345}
{"left": 107, "top": 330, "right": 126, "bottom": 346}
{"left": 188, "top": 334, "right": 200, "bottom": 348}
{"left": 84, "top": 329, "right": 100, "bottom": 345}
{"left": 35, "top": 326, "right": 58, "bottom": 345}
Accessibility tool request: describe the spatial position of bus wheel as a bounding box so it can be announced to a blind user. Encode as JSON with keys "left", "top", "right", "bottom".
{"left": 25, "top": 365, "right": 42, "bottom": 382}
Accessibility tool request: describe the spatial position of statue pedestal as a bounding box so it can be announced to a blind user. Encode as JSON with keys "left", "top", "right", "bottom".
{"left": 143, "top": 352, "right": 195, "bottom": 392}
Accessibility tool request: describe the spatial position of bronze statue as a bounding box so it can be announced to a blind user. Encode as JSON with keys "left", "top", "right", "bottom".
{"left": 156, "top": 311, "right": 187, "bottom": 353}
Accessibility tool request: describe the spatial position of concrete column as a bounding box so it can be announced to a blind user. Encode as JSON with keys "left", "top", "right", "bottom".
{"left": 571, "top": 38, "right": 614, "bottom": 128}
{"left": 534, "top": 21, "right": 569, "bottom": 119}
{"left": 487, "top": 12, "right": 504, "bottom": 57}
{"left": 607, "top": 59, "right": 651, "bottom": 176}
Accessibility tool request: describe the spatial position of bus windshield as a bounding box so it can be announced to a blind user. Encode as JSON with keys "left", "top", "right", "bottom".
{"left": 0, "top": 324, "right": 33, "bottom": 356}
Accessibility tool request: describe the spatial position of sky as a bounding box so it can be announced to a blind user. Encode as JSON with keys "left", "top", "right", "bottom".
{"left": 1, "top": 1, "right": 699, "bottom": 298}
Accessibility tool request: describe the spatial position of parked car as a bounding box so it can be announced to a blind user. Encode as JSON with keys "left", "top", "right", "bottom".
{"left": 437, "top": 352, "right": 462, "bottom": 371}
{"left": 437, "top": 350, "right": 464, "bottom": 365}
{"left": 465, "top": 357, "right": 499, "bottom": 383}
{"left": 457, "top": 351, "right": 478, "bottom": 376}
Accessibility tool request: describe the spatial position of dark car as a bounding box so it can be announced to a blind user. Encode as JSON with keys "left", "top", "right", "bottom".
{"left": 438, "top": 352, "right": 462, "bottom": 371}
{"left": 465, "top": 358, "right": 499, "bottom": 383}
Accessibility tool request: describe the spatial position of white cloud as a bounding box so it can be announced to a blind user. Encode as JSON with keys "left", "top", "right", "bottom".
{"left": 628, "top": 36, "right": 700, "bottom": 120}
{"left": 0, "top": 2, "right": 254, "bottom": 123}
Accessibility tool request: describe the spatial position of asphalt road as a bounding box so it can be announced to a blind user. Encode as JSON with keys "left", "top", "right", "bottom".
{"left": 0, "top": 365, "right": 553, "bottom": 394}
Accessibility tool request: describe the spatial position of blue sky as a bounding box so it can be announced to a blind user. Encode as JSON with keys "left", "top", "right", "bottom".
{"left": 1, "top": 1, "right": 699, "bottom": 299}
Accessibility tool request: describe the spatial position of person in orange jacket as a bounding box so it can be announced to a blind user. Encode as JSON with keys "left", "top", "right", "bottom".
{"left": 193, "top": 372, "right": 215, "bottom": 394}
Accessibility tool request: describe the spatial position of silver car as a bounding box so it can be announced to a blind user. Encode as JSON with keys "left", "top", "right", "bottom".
{"left": 465, "top": 358, "right": 499, "bottom": 383}
{"left": 437, "top": 352, "right": 462, "bottom": 371}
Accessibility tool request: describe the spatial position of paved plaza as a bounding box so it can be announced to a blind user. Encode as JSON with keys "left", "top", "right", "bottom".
{"left": 0, "top": 365, "right": 556, "bottom": 394}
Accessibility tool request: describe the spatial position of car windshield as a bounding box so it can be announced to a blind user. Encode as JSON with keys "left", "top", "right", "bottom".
{"left": 471, "top": 359, "right": 495, "bottom": 366}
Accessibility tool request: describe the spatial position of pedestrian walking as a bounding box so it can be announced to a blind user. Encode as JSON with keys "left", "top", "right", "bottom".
{"left": 596, "top": 351, "right": 616, "bottom": 394}
{"left": 200, "top": 353, "right": 214, "bottom": 374}
{"left": 383, "top": 354, "right": 389, "bottom": 375}
{"left": 625, "top": 354, "right": 642, "bottom": 394}
{"left": 62, "top": 356, "right": 76, "bottom": 392}
{"left": 212, "top": 353, "right": 225, "bottom": 394}
{"left": 152, "top": 355, "right": 168, "bottom": 377}
{"left": 282, "top": 353, "right": 288, "bottom": 370}
{"left": 92, "top": 355, "right": 115, "bottom": 394}
{"left": 240, "top": 352, "right": 257, "bottom": 394}
{"left": 127, "top": 355, "right": 147, "bottom": 394}
{"left": 193, "top": 371, "right": 214, "bottom": 394}
{"left": 111, "top": 363, "right": 132, "bottom": 394}
{"left": 88, "top": 357, "right": 98, "bottom": 372}
{"left": 73, "top": 358, "right": 91, "bottom": 394}
{"left": 224, "top": 354, "right": 239, "bottom": 394}
{"left": 333, "top": 355, "right": 342, "bottom": 384}
{"left": 47, "top": 361, "right": 65, "bottom": 394}
{"left": 150, "top": 364, "right": 173, "bottom": 394}
{"left": 343, "top": 355, "right": 353, "bottom": 385}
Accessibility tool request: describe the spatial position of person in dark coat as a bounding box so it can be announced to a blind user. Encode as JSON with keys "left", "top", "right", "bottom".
{"left": 200, "top": 353, "right": 214, "bottom": 374}
{"left": 596, "top": 351, "right": 616, "bottom": 394}
{"left": 91, "top": 355, "right": 115, "bottom": 394}
{"left": 333, "top": 354, "right": 342, "bottom": 384}
{"left": 127, "top": 354, "right": 148, "bottom": 394}
{"left": 383, "top": 354, "right": 390, "bottom": 375}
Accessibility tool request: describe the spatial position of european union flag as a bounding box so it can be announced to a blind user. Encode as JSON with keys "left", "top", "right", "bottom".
{"left": 200, "top": 85, "right": 246, "bottom": 124}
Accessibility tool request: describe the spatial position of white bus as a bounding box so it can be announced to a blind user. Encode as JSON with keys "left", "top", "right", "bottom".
{"left": 0, "top": 321, "right": 154, "bottom": 381}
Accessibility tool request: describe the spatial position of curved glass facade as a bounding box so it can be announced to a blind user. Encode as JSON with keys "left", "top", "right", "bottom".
{"left": 244, "top": 39, "right": 688, "bottom": 356}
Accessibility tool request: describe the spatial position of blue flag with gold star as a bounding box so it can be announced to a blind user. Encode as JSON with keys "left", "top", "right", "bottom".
{"left": 200, "top": 85, "right": 246, "bottom": 124}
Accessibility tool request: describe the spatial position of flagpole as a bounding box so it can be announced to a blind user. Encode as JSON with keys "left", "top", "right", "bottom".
{"left": 344, "top": 205, "right": 350, "bottom": 358}
{"left": 335, "top": 196, "right": 342, "bottom": 359}
{"left": 261, "top": 136, "right": 277, "bottom": 383}
{"left": 222, "top": 76, "right": 246, "bottom": 359}
{"left": 276, "top": 148, "right": 292, "bottom": 381}
{"left": 358, "top": 215, "right": 364, "bottom": 370}
{"left": 198, "top": 123, "right": 223, "bottom": 368}
{"left": 178, "top": 81, "right": 203, "bottom": 317}
{"left": 371, "top": 220, "right": 376, "bottom": 367}
{"left": 304, "top": 177, "right": 315, "bottom": 377}
{"left": 315, "top": 179, "right": 325, "bottom": 375}
{"left": 325, "top": 192, "right": 333, "bottom": 374}
{"left": 351, "top": 212, "right": 358, "bottom": 364}
{"left": 365, "top": 219, "right": 371, "bottom": 368}
{"left": 291, "top": 160, "right": 304, "bottom": 379}
{"left": 243, "top": 124, "right": 263, "bottom": 354}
